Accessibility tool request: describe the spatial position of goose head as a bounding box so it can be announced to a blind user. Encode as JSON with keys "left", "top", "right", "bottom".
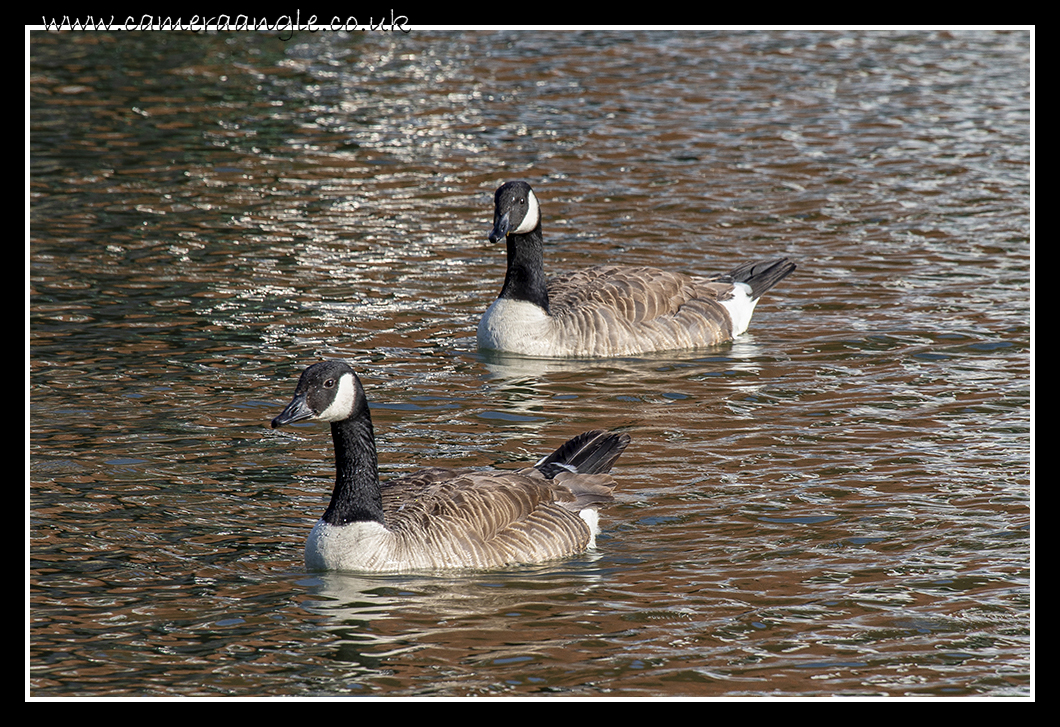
{"left": 271, "top": 360, "right": 365, "bottom": 428}
{"left": 489, "top": 180, "right": 541, "bottom": 242}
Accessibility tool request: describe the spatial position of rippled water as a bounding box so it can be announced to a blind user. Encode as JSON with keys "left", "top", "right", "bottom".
{"left": 29, "top": 29, "right": 1030, "bottom": 697}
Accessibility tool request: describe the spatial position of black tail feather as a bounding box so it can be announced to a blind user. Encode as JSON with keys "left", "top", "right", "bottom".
{"left": 718, "top": 257, "right": 797, "bottom": 300}
{"left": 536, "top": 429, "right": 631, "bottom": 478}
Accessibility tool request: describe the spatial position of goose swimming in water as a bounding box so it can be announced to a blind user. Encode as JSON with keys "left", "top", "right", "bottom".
{"left": 271, "top": 360, "right": 631, "bottom": 572}
{"left": 477, "top": 180, "right": 796, "bottom": 358}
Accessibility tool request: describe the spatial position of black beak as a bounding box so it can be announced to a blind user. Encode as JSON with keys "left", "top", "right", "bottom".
{"left": 271, "top": 393, "right": 316, "bottom": 428}
{"left": 489, "top": 210, "right": 510, "bottom": 243}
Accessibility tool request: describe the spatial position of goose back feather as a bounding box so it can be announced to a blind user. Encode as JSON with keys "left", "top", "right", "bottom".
{"left": 272, "top": 361, "right": 630, "bottom": 572}
{"left": 478, "top": 180, "right": 796, "bottom": 357}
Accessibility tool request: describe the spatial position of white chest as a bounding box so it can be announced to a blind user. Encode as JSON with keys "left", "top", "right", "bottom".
{"left": 305, "top": 519, "right": 395, "bottom": 572}
{"left": 477, "top": 298, "right": 555, "bottom": 356}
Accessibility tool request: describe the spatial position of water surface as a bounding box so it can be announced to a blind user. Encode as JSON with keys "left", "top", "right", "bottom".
{"left": 29, "top": 29, "right": 1030, "bottom": 697}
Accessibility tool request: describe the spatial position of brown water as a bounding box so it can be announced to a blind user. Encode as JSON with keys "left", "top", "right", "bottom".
{"left": 29, "top": 29, "right": 1030, "bottom": 697}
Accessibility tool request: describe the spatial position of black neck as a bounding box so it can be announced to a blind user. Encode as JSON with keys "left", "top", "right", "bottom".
{"left": 498, "top": 224, "right": 550, "bottom": 312}
{"left": 321, "top": 404, "right": 385, "bottom": 526}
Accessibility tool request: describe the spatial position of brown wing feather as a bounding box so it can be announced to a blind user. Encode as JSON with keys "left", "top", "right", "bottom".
{"left": 545, "top": 265, "right": 734, "bottom": 356}
{"left": 378, "top": 467, "right": 615, "bottom": 568}
{"left": 548, "top": 266, "right": 700, "bottom": 322}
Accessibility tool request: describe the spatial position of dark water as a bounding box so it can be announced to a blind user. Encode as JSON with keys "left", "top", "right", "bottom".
{"left": 29, "top": 29, "right": 1030, "bottom": 698}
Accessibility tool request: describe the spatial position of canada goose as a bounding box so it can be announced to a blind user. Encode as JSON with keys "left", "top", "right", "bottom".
{"left": 478, "top": 180, "right": 797, "bottom": 358}
{"left": 271, "top": 360, "right": 631, "bottom": 572}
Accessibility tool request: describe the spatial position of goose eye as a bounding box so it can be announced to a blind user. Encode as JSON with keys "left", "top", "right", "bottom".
{"left": 324, "top": 378, "right": 335, "bottom": 388}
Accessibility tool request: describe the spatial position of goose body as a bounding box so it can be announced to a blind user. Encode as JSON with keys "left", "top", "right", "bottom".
{"left": 271, "top": 360, "right": 630, "bottom": 572}
{"left": 477, "top": 180, "right": 796, "bottom": 358}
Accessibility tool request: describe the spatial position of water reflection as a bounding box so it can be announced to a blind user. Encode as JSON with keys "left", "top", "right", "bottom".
{"left": 474, "top": 342, "right": 777, "bottom": 426}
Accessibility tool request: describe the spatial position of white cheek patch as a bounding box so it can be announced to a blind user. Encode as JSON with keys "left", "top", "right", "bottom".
{"left": 317, "top": 372, "right": 359, "bottom": 422}
{"left": 512, "top": 189, "right": 540, "bottom": 234}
